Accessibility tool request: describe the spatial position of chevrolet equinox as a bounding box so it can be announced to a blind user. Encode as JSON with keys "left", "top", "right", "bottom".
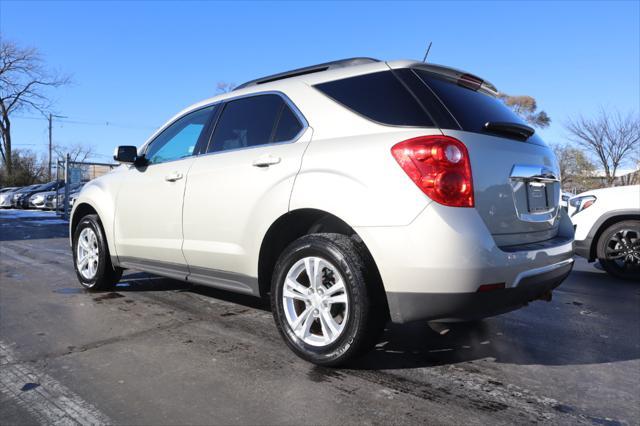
{"left": 70, "top": 58, "right": 574, "bottom": 365}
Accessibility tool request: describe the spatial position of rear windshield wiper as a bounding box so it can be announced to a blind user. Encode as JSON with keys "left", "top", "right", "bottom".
{"left": 483, "top": 121, "right": 535, "bottom": 141}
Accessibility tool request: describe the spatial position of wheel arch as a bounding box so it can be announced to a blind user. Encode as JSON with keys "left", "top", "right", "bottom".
{"left": 257, "top": 208, "right": 388, "bottom": 315}
{"left": 69, "top": 199, "right": 118, "bottom": 262}
{"left": 589, "top": 212, "right": 640, "bottom": 261}
{"left": 70, "top": 203, "right": 98, "bottom": 238}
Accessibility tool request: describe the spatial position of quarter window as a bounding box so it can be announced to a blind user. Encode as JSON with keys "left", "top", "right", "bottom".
{"left": 208, "top": 94, "right": 302, "bottom": 153}
{"left": 314, "top": 71, "right": 434, "bottom": 127}
{"left": 146, "top": 106, "right": 214, "bottom": 164}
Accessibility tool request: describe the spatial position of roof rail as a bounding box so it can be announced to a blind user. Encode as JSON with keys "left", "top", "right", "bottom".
{"left": 233, "top": 57, "right": 380, "bottom": 91}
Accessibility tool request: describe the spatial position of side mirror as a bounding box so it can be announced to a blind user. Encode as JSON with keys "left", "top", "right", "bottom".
{"left": 113, "top": 146, "right": 138, "bottom": 163}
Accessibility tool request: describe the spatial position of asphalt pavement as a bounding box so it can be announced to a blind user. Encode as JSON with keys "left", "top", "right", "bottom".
{"left": 0, "top": 209, "right": 638, "bottom": 425}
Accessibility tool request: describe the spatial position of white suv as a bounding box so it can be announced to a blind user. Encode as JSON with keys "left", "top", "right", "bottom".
{"left": 70, "top": 58, "right": 574, "bottom": 365}
{"left": 571, "top": 185, "right": 640, "bottom": 280}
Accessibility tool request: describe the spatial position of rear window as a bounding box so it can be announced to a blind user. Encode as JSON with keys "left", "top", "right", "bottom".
{"left": 314, "top": 71, "right": 433, "bottom": 127}
{"left": 413, "top": 69, "right": 544, "bottom": 144}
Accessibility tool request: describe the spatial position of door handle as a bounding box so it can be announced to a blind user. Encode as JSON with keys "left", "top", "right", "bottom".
{"left": 164, "top": 172, "right": 184, "bottom": 182}
{"left": 252, "top": 155, "right": 281, "bottom": 168}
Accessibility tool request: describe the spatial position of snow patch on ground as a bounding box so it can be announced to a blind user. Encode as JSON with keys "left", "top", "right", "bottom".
{"left": 0, "top": 209, "right": 65, "bottom": 221}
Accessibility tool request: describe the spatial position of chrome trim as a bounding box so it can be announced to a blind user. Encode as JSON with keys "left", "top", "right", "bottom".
{"left": 512, "top": 258, "right": 574, "bottom": 288}
{"left": 510, "top": 164, "right": 561, "bottom": 224}
{"left": 510, "top": 165, "right": 559, "bottom": 183}
{"left": 138, "top": 91, "right": 309, "bottom": 166}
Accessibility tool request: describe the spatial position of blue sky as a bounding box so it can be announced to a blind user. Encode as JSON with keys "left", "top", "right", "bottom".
{"left": 2, "top": 0, "right": 639, "bottom": 163}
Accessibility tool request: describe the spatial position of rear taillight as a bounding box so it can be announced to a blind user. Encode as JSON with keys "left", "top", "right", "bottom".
{"left": 391, "top": 135, "right": 474, "bottom": 207}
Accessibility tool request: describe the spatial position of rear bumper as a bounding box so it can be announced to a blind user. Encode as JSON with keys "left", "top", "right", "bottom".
{"left": 355, "top": 202, "right": 575, "bottom": 323}
{"left": 386, "top": 259, "right": 572, "bottom": 323}
{"left": 573, "top": 238, "right": 592, "bottom": 260}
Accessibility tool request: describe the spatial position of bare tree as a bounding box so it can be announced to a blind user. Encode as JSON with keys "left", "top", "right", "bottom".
{"left": 498, "top": 94, "right": 551, "bottom": 128}
{"left": 0, "top": 37, "right": 70, "bottom": 175}
{"left": 0, "top": 149, "right": 47, "bottom": 186}
{"left": 53, "top": 142, "right": 95, "bottom": 163}
{"left": 216, "top": 81, "right": 235, "bottom": 93}
{"left": 552, "top": 143, "right": 596, "bottom": 192}
{"left": 565, "top": 109, "right": 640, "bottom": 187}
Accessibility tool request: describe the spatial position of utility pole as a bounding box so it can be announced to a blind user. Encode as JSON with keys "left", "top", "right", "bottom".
{"left": 46, "top": 113, "right": 67, "bottom": 181}
{"left": 48, "top": 114, "right": 52, "bottom": 181}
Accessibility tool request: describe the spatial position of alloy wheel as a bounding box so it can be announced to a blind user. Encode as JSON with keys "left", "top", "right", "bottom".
{"left": 77, "top": 227, "right": 100, "bottom": 280}
{"left": 282, "top": 256, "right": 349, "bottom": 347}
{"left": 605, "top": 228, "right": 640, "bottom": 271}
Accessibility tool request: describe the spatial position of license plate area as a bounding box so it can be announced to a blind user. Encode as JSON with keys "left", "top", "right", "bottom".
{"left": 526, "top": 182, "right": 549, "bottom": 213}
{"left": 509, "top": 164, "right": 560, "bottom": 223}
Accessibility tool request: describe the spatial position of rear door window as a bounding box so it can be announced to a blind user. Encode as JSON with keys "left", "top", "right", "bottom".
{"left": 208, "top": 94, "right": 302, "bottom": 153}
{"left": 314, "top": 71, "right": 434, "bottom": 127}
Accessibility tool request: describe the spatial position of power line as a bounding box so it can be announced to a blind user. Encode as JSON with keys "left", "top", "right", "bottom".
{"left": 12, "top": 114, "right": 158, "bottom": 131}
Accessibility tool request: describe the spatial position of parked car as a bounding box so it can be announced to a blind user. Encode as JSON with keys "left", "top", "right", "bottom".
{"left": 15, "top": 181, "right": 64, "bottom": 208}
{"left": 30, "top": 190, "right": 57, "bottom": 209}
{"left": 571, "top": 185, "right": 640, "bottom": 280}
{"left": 560, "top": 191, "right": 574, "bottom": 210}
{"left": 70, "top": 58, "right": 574, "bottom": 365}
{"left": 0, "top": 187, "right": 22, "bottom": 208}
{"left": 68, "top": 190, "right": 81, "bottom": 209}
{"left": 9, "top": 184, "right": 43, "bottom": 208}
{"left": 50, "top": 182, "right": 86, "bottom": 210}
{"left": 0, "top": 187, "right": 18, "bottom": 193}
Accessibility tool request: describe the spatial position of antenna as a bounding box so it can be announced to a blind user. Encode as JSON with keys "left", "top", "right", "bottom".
{"left": 422, "top": 42, "right": 433, "bottom": 62}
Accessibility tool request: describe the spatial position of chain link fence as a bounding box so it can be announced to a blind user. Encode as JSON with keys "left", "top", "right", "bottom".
{"left": 55, "top": 155, "right": 117, "bottom": 219}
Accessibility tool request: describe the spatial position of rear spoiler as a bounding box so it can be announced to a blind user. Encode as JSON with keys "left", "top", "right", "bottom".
{"left": 409, "top": 63, "right": 499, "bottom": 97}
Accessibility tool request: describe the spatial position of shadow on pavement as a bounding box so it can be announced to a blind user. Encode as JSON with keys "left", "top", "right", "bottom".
{"left": 113, "top": 265, "right": 640, "bottom": 370}
{"left": 116, "top": 272, "right": 270, "bottom": 312}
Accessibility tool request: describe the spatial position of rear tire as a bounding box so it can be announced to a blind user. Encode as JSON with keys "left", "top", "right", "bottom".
{"left": 271, "top": 233, "right": 387, "bottom": 366}
{"left": 596, "top": 220, "right": 640, "bottom": 281}
{"left": 72, "top": 214, "right": 122, "bottom": 291}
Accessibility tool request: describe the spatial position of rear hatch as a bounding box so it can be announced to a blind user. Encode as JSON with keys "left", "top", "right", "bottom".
{"left": 407, "top": 66, "right": 561, "bottom": 247}
{"left": 313, "top": 63, "right": 562, "bottom": 246}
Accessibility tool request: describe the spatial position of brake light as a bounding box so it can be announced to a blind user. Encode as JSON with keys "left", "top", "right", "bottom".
{"left": 391, "top": 136, "right": 474, "bottom": 207}
{"left": 458, "top": 73, "right": 483, "bottom": 91}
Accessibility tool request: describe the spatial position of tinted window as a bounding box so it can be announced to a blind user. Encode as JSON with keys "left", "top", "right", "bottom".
{"left": 314, "top": 71, "right": 433, "bottom": 127}
{"left": 414, "top": 69, "right": 544, "bottom": 144}
{"left": 209, "top": 95, "right": 289, "bottom": 153}
{"left": 273, "top": 104, "right": 303, "bottom": 142}
{"left": 392, "top": 68, "right": 459, "bottom": 129}
{"left": 146, "top": 106, "right": 214, "bottom": 164}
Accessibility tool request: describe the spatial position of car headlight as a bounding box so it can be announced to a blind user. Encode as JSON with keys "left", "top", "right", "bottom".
{"left": 46, "top": 194, "right": 54, "bottom": 200}
{"left": 569, "top": 195, "right": 596, "bottom": 216}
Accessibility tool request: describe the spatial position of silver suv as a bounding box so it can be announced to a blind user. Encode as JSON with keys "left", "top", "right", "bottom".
{"left": 70, "top": 58, "right": 574, "bottom": 365}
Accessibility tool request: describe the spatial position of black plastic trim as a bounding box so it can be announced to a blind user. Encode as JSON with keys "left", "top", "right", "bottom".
{"left": 386, "top": 261, "right": 572, "bottom": 323}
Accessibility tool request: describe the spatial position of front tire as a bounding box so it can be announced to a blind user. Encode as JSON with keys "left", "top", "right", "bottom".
{"left": 596, "top": 220, "right": 640, "bottom": 281}
{"left": 72, "top": 214, "right": 122, "bottom": 291}
{"left": 271, "top": 233, "right": 386, "bottom": 366}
